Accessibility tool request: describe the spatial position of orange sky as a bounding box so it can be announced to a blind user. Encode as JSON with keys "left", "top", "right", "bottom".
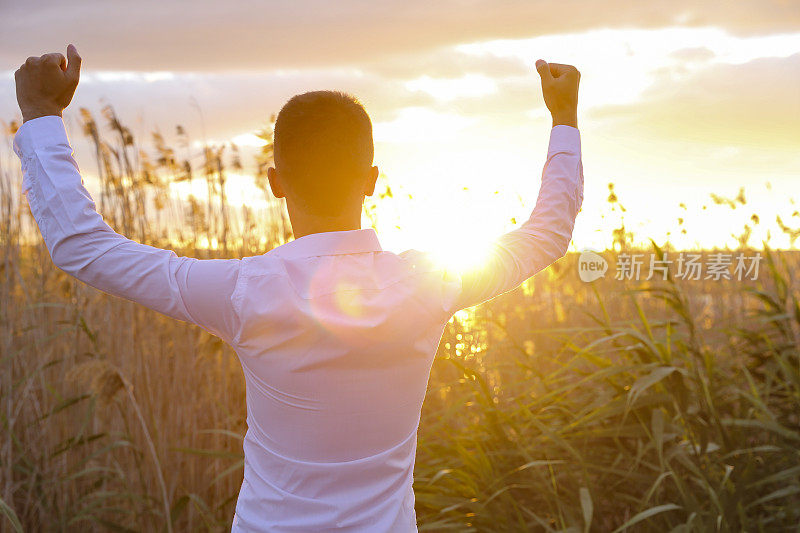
{"left": 2, "top": 1, "right": 799, "bottom": 255}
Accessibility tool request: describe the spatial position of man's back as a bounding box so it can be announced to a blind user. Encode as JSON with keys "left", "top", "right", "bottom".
{"left": 231, "top": 231, "right": 458, "bottom": 530}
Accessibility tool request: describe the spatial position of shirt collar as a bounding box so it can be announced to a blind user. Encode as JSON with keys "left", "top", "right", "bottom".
{"left": 272, "top": 228, "right": 383, "bottom": 259}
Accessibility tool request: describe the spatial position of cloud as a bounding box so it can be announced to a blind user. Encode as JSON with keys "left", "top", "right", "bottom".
{"left": 669, "top": 47, "right": 716, "bottom": 62}
{"left": 2, "top": 0, "right": 799, "bottom": 71}
{"left": 589, "top": 53, "right": 800, "bottom": 152}
{"left": 373, "top": 107, "right": 476, "bottom": 143}
{"left": 404, "top": 74, "right": 498, "bottom": 102}
{"left": 456, "top": 27, "right": 800, "bottom": 111}
{"left": 0, "top": 67, "right": 435, "bottom": 144}
{"left": 359, "top": 48, "right": 531, "bottom": 80}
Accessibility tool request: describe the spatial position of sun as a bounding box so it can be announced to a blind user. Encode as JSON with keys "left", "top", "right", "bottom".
{"left": 424, "top": 231, "right": 497, "bottom": 273}
{"left": 375, "top": 202, "right": 501, "bottom": 274}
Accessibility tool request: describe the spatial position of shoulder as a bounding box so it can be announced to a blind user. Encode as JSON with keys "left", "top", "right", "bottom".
{"left": 238, "top": 248, "right": 285, "bottom": 276}
{"left": 398, "top": 248, "right": 439, "bottom": 272}
{"left": 397, "top": 248, "right": 463, "bottom": 307}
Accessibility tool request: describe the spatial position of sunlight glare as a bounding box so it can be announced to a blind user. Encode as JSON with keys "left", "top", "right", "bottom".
{"left": 425, "top": 230, "right": 496, "bottom": 273}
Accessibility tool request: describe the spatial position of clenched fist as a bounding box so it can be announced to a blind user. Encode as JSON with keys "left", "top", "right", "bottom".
{"left": 535, "top": 60, "right": 580, "bottom": 128}
{"left": 15, "top": 44, "right": 82, "bottom": 123}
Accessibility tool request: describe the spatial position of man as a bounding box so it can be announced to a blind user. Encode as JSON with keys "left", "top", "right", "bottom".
{"left": 13, "top": 45, "right": 582, "bottom": 531}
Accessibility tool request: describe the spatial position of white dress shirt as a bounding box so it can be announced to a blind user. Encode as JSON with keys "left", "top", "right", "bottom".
{"left": 14, "top": 116, "right": 583, "bottom": 532}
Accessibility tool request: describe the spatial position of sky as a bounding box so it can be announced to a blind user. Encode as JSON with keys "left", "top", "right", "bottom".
{"left": 2, "top": 0, "right": 799, "bottom": 258}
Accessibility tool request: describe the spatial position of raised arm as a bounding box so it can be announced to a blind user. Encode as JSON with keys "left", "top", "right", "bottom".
{"left": 450, "top": 60, "right": 584, "bottom": 311}
{"left": 13, "top": 46, "right": 242, "bottom": 343}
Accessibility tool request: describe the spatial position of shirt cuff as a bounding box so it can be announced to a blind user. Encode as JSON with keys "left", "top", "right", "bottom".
{"left": 13, "top": 115, "right": 71, "bottom": 159}
{"left": 547, "top": 124, "right": 581, "bottom": 156}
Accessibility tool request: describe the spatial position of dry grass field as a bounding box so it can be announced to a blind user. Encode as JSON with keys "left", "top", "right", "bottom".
{"left": 1, "top": 108, "right": 799, "bottom": 531}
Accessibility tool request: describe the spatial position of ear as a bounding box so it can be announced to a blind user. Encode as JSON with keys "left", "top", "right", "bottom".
{"left": 267, "top": 167, "right": 285, "bottom": 198}
{"left": 364, "top": 166, "right": 379, "bottom": 197}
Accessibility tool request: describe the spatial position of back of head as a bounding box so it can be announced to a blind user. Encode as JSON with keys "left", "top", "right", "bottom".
{"left": 274, "top": 90, "right": 374, "bottom": 216}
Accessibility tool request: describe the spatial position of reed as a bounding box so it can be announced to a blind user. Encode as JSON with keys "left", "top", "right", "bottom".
{"left": 1, "top": 109, "right": 798, "bottom": 531}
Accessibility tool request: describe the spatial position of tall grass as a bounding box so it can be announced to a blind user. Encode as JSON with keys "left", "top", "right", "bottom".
{"left": 416, "top": 245, "right": 800, "bottom": 531}
{"left": 1, "top": 109, "right": 799, "bottom": 531}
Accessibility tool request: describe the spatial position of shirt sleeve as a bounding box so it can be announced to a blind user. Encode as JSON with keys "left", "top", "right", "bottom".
{"left": 13, "top": 116, "right": 242, "bottom": 343}
{"left": 447, "top": 125, "right": 584, "bottom": 312}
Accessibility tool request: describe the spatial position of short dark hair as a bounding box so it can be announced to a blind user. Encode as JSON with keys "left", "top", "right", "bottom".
{"left": 273, "top": 90, "right": 374, "bottom": 216}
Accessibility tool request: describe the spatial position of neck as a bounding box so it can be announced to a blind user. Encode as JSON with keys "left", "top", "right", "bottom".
{"left": 287, "top": 202, "right": 363, "bottom": 239}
